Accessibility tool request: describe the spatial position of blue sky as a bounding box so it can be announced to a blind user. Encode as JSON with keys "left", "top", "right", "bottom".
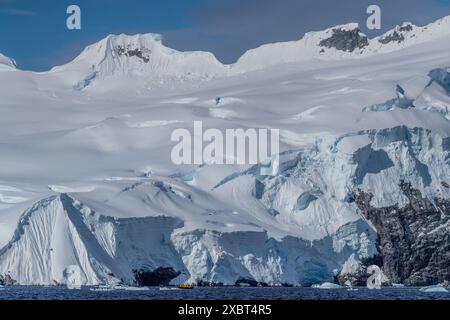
{"left": 1, "top": 0, "right": 450, "bottom": 71}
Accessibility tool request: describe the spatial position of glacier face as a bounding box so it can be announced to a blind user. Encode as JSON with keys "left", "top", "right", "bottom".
{"left": 1, "top": 16, "right": 450, "bottom": 286}
{"left": 0, "top": 193, "right": 377, "bottom": 286}
{"left": 0, "top": 125, "right": 448, "bottom": 286}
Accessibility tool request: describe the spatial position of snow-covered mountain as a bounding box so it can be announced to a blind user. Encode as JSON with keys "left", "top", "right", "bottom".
{"left": 1, "top": 16, "right": 450, "bottom": 287}
{"left": 0, "top": 53, "right": 16, "bottom": 70}
{"left": 234, "top": 15, "right": 450, "bottom": 72}
{"left": 43, "top": 15, "right": 450, "bottom": 91}
{"left": 50, "top": 33, "right": 228, "bottom": 90}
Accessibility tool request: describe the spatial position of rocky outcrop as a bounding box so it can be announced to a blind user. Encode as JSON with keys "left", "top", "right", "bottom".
{"left": 356, "top": 181, "right": 450, "bottom": 286}
{"left": 319, "top": 28, "right": 369, "bottom": 52}
{"left": 116, "top": 45, "right": 151, "bottom": 63}
{"left": 134, "top": 267, "right": 181, "bottom": 286}
{"left": 0, "top": 274, "right": 17, "bottom": 286}
{"left": 378, "top": 25, "right": 413, "bottom": 44}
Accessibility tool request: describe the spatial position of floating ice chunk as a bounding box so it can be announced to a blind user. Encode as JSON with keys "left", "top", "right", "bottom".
{"left": 392, "top": 283, "right": 405, "bottom": 287}
{"left": 64, "top": 265, "right": 83, "bottom": 289}
{"left": 114, "top": 285, "right": 150, "bottom": 291}
{"left": 419, "top": 285, "right": 449, "bottom": 293}
{"left": 312, "top": 282, "right": 343, "bottom": 289}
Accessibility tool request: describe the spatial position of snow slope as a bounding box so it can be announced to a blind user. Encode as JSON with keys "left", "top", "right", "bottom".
{"left": 1, "top": 16, "right": 450, "bottom": 286}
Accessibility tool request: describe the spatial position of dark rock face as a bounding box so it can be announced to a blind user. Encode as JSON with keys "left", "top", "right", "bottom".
{"left": 356, "top": 181, "right": 450, "bottom": 286}
{"left": 116, "top": 46, "right": 151, "bottom": 63}
{"left": 399, "top": 24, "right": 413, "bottom": 32}
{"left": 319, "top": 28, "right": 369, "bottom": 52}
{"left": 0, "top": 274, "right": 17, "bottom": 286}
{"left": 378, "top": 25, "right": 413, "bottom": 44}
{"left": 134, "top": 267, "right": 181, "bottom": 286}
{"left": 378, "top": 32, "right": 405, "bottom": 44}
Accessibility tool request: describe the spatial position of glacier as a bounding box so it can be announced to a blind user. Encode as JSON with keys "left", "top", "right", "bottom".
{"left": 1, "top": 15, "right": 450, "bottom": 286}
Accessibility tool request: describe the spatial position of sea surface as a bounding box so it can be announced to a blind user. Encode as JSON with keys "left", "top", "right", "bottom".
{"left": 0, "top": 286, "right": 449, "bottom": 300}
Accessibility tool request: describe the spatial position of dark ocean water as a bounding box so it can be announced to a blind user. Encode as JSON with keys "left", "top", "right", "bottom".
{"left": 0, "top": 286, "right": 449, "bottom": 300}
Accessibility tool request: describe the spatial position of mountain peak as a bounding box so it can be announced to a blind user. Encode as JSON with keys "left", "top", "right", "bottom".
{"left": 71, "top": 33, "right": 167, "bottom": 67}
{"left": 235, "top": 15, "right": 450, "bottom": 72}
{"left": 106, "top": 32, "right": 163, "bottom": 42}
{"left": 317, "top": 23, "right": 368, "bottom": 53}
{"left": 0, "top": 53, "right": 17, "bottom": 70}
{"left": 47, "top": 14, "right": 450, "bottom": 89}
{"left": 53, "top": 32, "right": 227, "bottom": 90}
